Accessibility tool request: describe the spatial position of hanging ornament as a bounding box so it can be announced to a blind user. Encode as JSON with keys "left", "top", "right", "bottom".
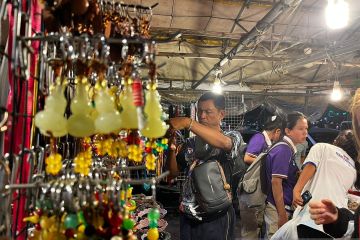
{"left": 94, "top": 85, "right": 122, "bottom": 134}
{"left": 145, "top": 153, "right": 156, "bottom": 171}
{"left": 132, "top": 73, "right": 145, "bottom": 130}
{"left": 45, "top": 152, "right": 62, "bottom": 176}
{"left": 94, "top": 137, "right": 113, "bottom": 156}
{"left": 146, "top": 208, "right": 160, "bottom": 240}
{"left": 128, "top": 144, "right": 143, "bottom": 163}
{"left": 109, "top": 139, "right": 128, "bottom": 158}
{"left": 92, "top": 57, "right": 122, "bottom": 134}
{"left": 64, "top": 213, "right": 79, "bottom": 229}
{"left": 74, "top": 149, "right": 92, "bottom": 176}
{"left": 74, "top": 138, "right": 92, "bottom": 175}
{"left": 118, "top": 82, "right": 139, "bottom": 129}
{"left": 67, "top": 77, "right": 95, "bottom": 137}
{"left": 141, "top": 84, "right": 168, "bottom": 138}
{"left": 35, "top": 77, "right": 68, "bottom": 137}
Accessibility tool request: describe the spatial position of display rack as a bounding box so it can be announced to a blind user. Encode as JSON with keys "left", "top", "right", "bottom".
{"left": 0, "top": 1, "right": 169, "bottom": 239}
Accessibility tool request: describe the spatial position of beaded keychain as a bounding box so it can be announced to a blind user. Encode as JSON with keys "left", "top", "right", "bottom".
{"left": 45, "top": 138, "right": 62, "bottom": 176}
{"left": 74, "top": 138, "right": 93, "bottom": 176}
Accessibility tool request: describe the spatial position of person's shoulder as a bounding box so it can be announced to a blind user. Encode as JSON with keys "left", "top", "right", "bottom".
{"left": 311, "top": 142, "right": 331, "bottom": 151}
{"left": 249, "top": 132, "right": 265, "bottom": 141}
{"left": 253, "top": 132, "right": 264, "bottom": 138}
{"left": 224, "top": 130, "right": 243, "bottom": 148}
{"left": 224, "top": 130, "right": 242, "bottom": 139}
{"left": 270, "top": 142, "right": 292, "bottom": 154}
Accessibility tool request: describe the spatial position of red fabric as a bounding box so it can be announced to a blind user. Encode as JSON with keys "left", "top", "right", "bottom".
{"left": 4, "top": 0, "right": 41, "bottom": 238}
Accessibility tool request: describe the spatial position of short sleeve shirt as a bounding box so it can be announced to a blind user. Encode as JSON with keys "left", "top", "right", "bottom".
{"left": 265, "top": 141, "right": 298, "bottom": 206}
{"left": 246, "top": 132, "right": 270, "bottom": 158}
{"left": 295, "top": 143, "right": 356, "bottom": 233}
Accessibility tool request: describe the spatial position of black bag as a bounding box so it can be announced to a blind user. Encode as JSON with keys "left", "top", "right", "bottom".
{"left": 191, "top": 159, "right": 232, "bottom": 218}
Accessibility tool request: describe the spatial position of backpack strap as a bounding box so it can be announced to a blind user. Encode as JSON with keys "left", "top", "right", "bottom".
{"left": 215, "top": 160, "right": 231, "bottom": 192}
{"left": 266, "top": 141, "right": 289, "bottom": 153}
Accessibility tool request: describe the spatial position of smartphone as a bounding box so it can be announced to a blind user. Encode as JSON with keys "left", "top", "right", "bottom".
{"left": 301, "top": 190, "right": 312, "bottom": 206}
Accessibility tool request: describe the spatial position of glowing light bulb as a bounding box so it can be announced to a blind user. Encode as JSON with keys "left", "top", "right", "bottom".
{"left": 331, "top": 80, "right": 342, "bottom": 101}
{"left": 326, "top": 0, "right": 349, "bottom": 30}
{"left": 212, "top": 79, "right": 222, "bottom": 94}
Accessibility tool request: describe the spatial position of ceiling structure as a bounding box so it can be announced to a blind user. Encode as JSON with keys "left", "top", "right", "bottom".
{"left": 121, "top": 0, "right": 360, "bottom": 113}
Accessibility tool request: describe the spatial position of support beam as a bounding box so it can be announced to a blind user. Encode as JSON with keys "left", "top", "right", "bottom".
{"left": 230, "top": 1, "right": 247, "bottom": 33}
{"left": 191, "top": 0, "right": 302, "bottom": 89}
{"left": 157, "top": 77, "right": 357, "bottom": 90}
{"left": 158, "top": 88, "right": 330, "bottom": 97}
{"left": 234, "top": 38, "right": 360, "bottom": 85}
{"left": 156, "top": 52, "right": 290, "bottom": 61}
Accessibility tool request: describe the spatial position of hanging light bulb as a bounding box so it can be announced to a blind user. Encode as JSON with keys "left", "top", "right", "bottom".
{"left": 325, "top": 0, "right": 349, "bottom": 30}
{"left": 212, "top": 78, "right": 222, "bottom": 94}
{"left": 331, "top": 80, "right": 342, "bottom": 101}
{"left": 212, "top": 70, "right": 223, "bottom": 94}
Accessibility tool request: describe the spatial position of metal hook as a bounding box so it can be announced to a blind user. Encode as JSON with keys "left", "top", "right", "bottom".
{"left": 18, "top": 148, "right": 36, "bottom": 210}
{"left": 32, "top": 145, "right": 45, "bottom": 176}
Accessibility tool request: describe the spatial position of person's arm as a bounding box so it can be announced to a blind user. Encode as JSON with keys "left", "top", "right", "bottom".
{"left": 272, "top": 177, "right": 288, "bottom": 228}
{"left": 309, "top": 199, "right": 354, "bottom": 238}
{"left": 244, "top": 154, "right": 256, "bottom": 164}
{"left": 323, "top": 208, "right": 354, "bottom": 238}
{"left": 243, "top": 133, "right": 264, "bottom": 164}
{"left": 169, "top": 117, "right": 233, "bottom": 151}
{"left": 292, "top": 163, "right": 316, "bottom": 207}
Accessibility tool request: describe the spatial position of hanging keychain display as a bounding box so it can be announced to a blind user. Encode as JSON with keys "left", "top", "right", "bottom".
{"left": 1, "top": 1, "right": 169, "bottom": 240}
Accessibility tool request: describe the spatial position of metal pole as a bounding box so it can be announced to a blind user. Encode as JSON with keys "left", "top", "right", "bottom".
{"left": 191, "top": 0, "right": 302, "bottom": 89}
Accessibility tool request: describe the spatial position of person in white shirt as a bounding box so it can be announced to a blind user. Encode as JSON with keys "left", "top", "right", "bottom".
{"left": 271, "top": 130, "right": 358, "bottom": 239}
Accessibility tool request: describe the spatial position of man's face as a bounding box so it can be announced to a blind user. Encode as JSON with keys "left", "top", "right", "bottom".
{"left": 197, "top": 99, "right": 224, "bottom": 128}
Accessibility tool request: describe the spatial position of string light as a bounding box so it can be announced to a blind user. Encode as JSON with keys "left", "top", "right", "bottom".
{"left": 325, "top": 0, "right": 349, "bottom": 30}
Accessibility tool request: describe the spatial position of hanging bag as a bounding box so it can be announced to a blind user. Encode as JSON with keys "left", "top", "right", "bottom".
{"left": 183, "top": 136, "right": 232, "bottom": 219}
{"left": 191, "top": 159, "right": 232, "bottom": 218}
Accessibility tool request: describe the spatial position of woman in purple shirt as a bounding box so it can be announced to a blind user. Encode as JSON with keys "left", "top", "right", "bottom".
{"left": 264, "top": 112, "right": 308, "bottom": 239}
{"left": 244, "top": 115, "right": 284, "bottom": 165}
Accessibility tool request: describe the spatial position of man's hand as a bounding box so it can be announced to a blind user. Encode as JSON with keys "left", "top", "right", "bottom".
{"left": 292, "top": 189, "right": 303, "bottom": 208}
{"left": 309, "top": 199, "right": 338, "bottom": 225}
{"left": 278, "top": 211, "right": 288, "bottom": 228}
{"left": 169, "top": 117, "right": 192, "bottom": 131}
